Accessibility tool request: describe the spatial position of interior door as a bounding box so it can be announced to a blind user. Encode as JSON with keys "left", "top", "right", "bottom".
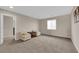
{"left": 3, "top": 15, "right": 13, "bottom": 39}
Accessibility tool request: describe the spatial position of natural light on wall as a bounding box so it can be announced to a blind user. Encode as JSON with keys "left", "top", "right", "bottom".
{"left": 47, "top": 19, "right": 56, "bottom": 30}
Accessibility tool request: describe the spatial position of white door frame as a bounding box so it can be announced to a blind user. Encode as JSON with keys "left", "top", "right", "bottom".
{"left": 0, "top": 13, "right": 16, "bottom": 44}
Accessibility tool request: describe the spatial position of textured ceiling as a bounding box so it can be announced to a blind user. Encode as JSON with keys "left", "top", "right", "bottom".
{"left": 0, "top": 6, "right": 73, "bottom": 19}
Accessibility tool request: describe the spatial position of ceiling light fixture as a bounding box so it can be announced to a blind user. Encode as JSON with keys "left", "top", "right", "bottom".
{"left": 9, "top": 6, "right": 14, "bottom": 8}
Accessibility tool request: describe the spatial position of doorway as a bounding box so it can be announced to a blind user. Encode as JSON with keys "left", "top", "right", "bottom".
{"left": 0, "top": 14, "right": 16, "bottom": 44}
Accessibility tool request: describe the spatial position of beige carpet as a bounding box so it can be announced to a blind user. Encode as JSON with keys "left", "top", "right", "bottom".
{"left": 0, "top": 35, "right": 77, "bottom": 53}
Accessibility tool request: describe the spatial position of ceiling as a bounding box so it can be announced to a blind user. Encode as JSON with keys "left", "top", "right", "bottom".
{"left": 0, "top": 6, "right": 73, "bottom": 19}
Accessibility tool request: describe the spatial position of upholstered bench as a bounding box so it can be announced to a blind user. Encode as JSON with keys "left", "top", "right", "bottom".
{"left": 17, "top": 32, "right": 31, "bottom": 41}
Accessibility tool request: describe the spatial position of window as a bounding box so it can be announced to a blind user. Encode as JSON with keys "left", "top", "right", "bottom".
{"left": 47, "top": 19, "right": 56, "bottom": 30}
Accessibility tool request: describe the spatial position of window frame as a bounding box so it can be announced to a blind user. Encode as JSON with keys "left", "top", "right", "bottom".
{"left": 47, "top": 19, "right": 56, "bottom": 30}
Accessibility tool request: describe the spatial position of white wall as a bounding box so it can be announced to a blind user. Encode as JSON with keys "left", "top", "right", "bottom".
{"left": 16, "top": 15, "right": 39, "bottom": 33}
{"left": 39, "top": 14, "right": 71, "bottom": 38}
{"left": 71, "top": 7, "right": 79, "bottom": 52}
